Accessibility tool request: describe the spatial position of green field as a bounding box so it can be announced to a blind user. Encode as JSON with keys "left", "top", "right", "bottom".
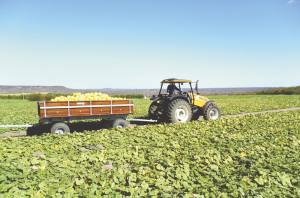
{"left": 0, "top": 111, "right": 299, "bottom": 196}
{"left": 0, "top": 95, "right": 300, "bottom": 196}
{"left": 1, "top": 95, "right": 300, "bottom": 133}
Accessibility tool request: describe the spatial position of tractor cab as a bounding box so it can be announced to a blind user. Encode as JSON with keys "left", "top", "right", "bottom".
{"left": 149, "top": 78, "right": 220, "bottom": 123}
{"left": 158, "top": 79, "right": 194, "bottom": 96}
{"left": 153, "top": 78, "right": 208, "bottom": 108}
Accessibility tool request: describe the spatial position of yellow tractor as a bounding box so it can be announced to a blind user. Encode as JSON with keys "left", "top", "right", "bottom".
{"left": 149, "top": 78, "right": 221, "bottom": 123}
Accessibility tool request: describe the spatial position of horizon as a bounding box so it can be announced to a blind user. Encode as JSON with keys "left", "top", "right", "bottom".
{"left": 0, "top": 0, "right": 299, "bottom": 88}
{"left": 0, "top": 84, "right": 289, "bottom": 90}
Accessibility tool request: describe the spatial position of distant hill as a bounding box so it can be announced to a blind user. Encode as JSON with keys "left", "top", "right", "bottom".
{"left": 0, "top": 86, "right": 74, "bottom": 94}
{"left": 259, "top": 86, "right": 300, "bottom": 95}
{"left": 0, "top": 85, "right": 273, "bottom": 96}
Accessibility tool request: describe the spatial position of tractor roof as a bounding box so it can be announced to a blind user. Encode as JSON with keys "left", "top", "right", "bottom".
{"left": 161, "top": 78, "right": 192, "bottom": 83}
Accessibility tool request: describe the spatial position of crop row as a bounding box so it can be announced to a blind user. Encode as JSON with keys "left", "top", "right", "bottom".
{"left": 1, "top": 95, "right": 300, "bottom": 133}
{"left": 0, "top": 111, "right": 299, "bottom": 196}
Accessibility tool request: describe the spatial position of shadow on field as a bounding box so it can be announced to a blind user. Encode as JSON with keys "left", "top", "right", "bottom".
{"left": 26, "top": 118, "right": 155, "bottom": 136}
{"left": 26, "top": 121, "right": 110, "bottom": 136}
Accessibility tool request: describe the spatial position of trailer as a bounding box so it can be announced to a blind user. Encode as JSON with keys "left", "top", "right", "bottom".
{"left": 37, "top": 100, "right": 134, "bottom": 134}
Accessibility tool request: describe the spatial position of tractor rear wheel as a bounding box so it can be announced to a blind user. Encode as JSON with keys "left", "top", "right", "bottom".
{"left": 203, "top": 103, "right": 221, "bottom": 121}
{"left": 148, "top": 102, "right": 158, "bottom": 119}
{"left": 165, "top": 99, "right": 192, "bottom": 123}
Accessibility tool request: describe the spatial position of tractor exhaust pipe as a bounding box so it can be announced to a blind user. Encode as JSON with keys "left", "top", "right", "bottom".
{"left": 195, "top": 80, "right": 199, "bottom": 94}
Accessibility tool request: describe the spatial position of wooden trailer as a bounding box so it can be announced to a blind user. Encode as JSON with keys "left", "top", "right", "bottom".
{"left": 37, "top": 100, "right": 134, "bottom": 134}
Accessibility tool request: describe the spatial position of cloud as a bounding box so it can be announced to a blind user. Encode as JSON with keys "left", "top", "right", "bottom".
{"left": 288, "top": 0, "right": 296, "bottom": 4}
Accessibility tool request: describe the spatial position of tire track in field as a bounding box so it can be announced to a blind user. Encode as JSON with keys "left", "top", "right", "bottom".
{"left": 222, "top": 107, "right": 300, "bottom": 118}
{"left": 1, "top": 107, "right": 300, "bottom": 138}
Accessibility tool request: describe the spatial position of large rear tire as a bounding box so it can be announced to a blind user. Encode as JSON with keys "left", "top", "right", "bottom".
{"left": 203, "top": 103, "right": 221, "bottom": 121}
{"left": 148, "top": 102, "right": 158, "bottom": 119}
{"left": 165, "top": 99, "right": 192, "bottom": 123}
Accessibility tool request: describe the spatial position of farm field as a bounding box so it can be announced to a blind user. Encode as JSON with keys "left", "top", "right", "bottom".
{"left": 0, "top": 100, "right": 37, "bottom": 133}
{"left": 1, "top": 95, "right": 300, "bottom": 133}
{"left": 0, "top": 111, "right": 299, "bottom": 196}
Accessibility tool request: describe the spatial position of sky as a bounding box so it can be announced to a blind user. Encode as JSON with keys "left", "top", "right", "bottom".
{"left": 0, "top": 0, "right": 299, "bottom": 89}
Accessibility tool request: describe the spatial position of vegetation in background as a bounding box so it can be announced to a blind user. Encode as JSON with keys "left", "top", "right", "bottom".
{"left": 0, "top": 93, "right": 68, "bottom": 101}
{"left": 258, "top": 86, "right": 300, "bottom": 95}
{"left": 1, "top": 86, "right": 299, "bottom": 102}
{"left": 112, "top": 94, "right": 144, "bottom": 99}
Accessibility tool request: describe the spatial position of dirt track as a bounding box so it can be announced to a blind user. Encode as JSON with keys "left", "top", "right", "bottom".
{"left": 1, "top": 107, "right": 300, "bottom": 138}
{"left": 223, "top": 107, "right": 300, "bottom": 118}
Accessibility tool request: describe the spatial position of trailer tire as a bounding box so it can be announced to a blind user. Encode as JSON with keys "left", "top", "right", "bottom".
{"left": 112, "top": 119, "right": 129, "bottom": 128}
{"left": 50, "top": 122, "right": 70, "bottom": 135}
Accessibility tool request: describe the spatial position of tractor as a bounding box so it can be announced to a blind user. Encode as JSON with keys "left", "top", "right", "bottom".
{"left": 148, "top": 78, "right": 221, "bottom": 123}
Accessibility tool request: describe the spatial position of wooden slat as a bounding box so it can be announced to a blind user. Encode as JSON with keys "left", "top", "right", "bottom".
{"left": 38, "top": 100, "right": 134, "bottom": 119}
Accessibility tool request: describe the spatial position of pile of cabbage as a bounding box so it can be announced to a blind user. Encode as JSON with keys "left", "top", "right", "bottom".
{"left": 51, "top": 92, "right": 124, "bottom": 101}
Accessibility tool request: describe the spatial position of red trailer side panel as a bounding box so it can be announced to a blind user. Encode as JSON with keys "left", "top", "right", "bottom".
{"left": 38, "top": 100, "right": 134, "bottom": 119}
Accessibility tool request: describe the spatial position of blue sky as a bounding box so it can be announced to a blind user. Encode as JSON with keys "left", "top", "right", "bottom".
{"left": 0, "top": 0, "right": 299, "bottom": 89}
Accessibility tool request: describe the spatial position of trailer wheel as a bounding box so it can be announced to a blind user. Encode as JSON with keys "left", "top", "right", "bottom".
{"left": 50, "top": 122, "right": 70, "bottom": 135}
{"left": 112, "top": 119, "right": 129, "bottom": 128}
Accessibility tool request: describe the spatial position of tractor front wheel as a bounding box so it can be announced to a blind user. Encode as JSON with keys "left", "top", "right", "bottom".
{"left": 203, "top": 103, "right": 221, "bottom": 121}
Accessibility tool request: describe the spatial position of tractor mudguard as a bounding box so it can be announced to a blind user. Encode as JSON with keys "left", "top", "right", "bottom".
{"left": 203, "top": 101, "right": 215, "bottom": 112}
